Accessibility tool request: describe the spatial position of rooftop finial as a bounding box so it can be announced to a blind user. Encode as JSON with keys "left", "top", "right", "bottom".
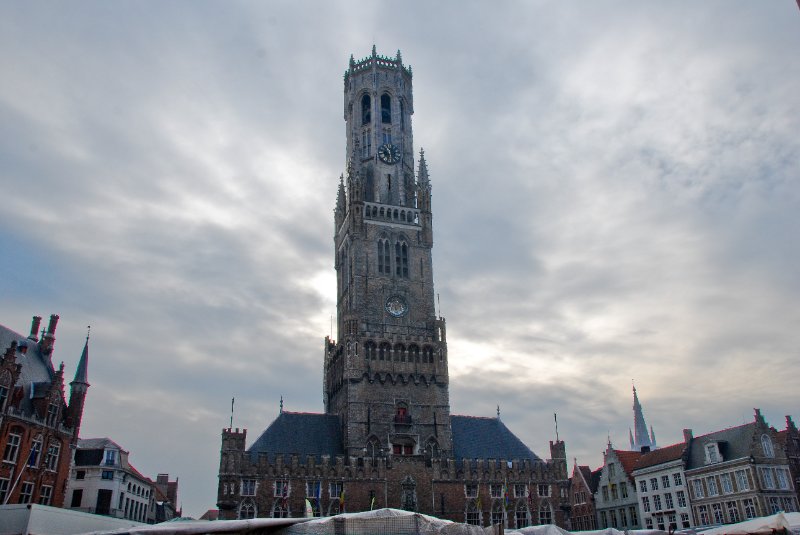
{"left": 497, "top": 404, "right": 500, "bottom": 419}
{"left": 396, "top": 49, "right": 402, "bottom": 64}
{"left": 280, "top": 395, "right": 284, "bottom": 414}
{"left": 86, "top": 325, "right": 91, "bottom": 341}
{"left": 371, "top": 44, "right": 377, "bottom": 57}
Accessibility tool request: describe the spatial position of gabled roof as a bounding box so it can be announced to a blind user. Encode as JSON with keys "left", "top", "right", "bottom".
{"left": 247, "top": 411, "right": 344, "bottom": 462}
{"left": 613, "top": 449, "right": 644, "bottom": 478}
{"left": 686, "top": 422, "right": 756, "bottom": 470}
{"left": 633, "top": 441, "right": 687, "bottom": 471}
{"left": 451, "top": 415, "right": 541, "bottom": 462}
{"left": 578, "top": 465, "right": 593, "bottom": 486}
{"left": 75, "top": 437, "right": 126, "bottom": 466}
{"left": 0, "top": 324, "right": 55, "bottom": 415}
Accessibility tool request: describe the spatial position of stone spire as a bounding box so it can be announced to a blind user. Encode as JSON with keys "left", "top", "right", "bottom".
{"left": 336, "top": 174, "right": 346, "bottom": 212}
{"left": 417, "top": 148, "right": 430, "bottom": 188}
{"left": 630, "top": 385, "right": 657, "bottom": 452}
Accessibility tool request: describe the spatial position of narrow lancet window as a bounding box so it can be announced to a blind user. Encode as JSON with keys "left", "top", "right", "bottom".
{"left": 361, "top": 94, "right": 371, "bottom": 125}
{"left": 381, "top": 93, "right": 391, "bottom": 124}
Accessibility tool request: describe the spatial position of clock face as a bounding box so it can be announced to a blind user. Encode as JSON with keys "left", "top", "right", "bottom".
{"left": 378, "top": 143, "right": 401, "bottom": 164}
{"left": 385, "top": 295, "right": 408, "bottom": 317}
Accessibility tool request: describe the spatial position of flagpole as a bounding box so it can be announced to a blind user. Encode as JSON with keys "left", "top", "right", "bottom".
{"left": 5, "top": 447, "right": 35, "bottom": 504}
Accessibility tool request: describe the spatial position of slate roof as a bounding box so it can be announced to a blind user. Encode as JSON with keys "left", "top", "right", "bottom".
{"left": 0, "top": 324, "right": 55, "bottom": 415}
{"left": 633, "top": 441, "right": 687, "bottom": 471}
{"left": 75, "top": 437, "right": 126, "bottom": 466}
{"left": 577, "top": 465, "right": 593, "bottom": 488}
{"left": 247, "top": 411, "right": 344, "bottom": 462}
{"left": 613, "top": 449, "right": 644, "bottom": 479}
{"left": 686, "top": 422, "right": 756, "bottom": 470}
{"left": 451, "top": 415, "right": 541, "bottom": 461}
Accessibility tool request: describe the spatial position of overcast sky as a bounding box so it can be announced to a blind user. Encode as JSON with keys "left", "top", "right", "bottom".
{"left": 1, "top": 0, "right": 799, "bottom": 518}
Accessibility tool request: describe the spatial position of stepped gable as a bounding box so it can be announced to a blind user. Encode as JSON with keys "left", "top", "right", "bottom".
{"left": 451, "top": 415, "right": 541, "bottom": 461}
{"left": 633, "top": 441, "right": 687, "bottom": 471}
{"left": 247, "top": 411, "right": 344, "bottom": 462}
{"left": 612, "top": 449, "right": 644, "bottom": 481}
{"left": 685, "top": 422, "right": 755, "bottom": 469}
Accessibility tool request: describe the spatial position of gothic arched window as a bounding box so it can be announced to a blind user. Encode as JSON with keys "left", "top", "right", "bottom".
{"left": 515, "top": 503, "right": 530, "bottom": 528}
{"left": 361, "top": 94, "right": 371, "bottom": 125}
{"left": 491, "top": 501, "right": 506, "bottom": 527}
{"left": 240, "top": 499, "right": 256, "bottom": 519}
{"left": 381, "top": 93, "right": 391, "bottom": 124}
{"left": 393, "top": 343, "right": 405, "bottom": 362}
{"left": 539, "top": 502, "right": 553, "bottom": 525}
{"left": 466, "top": 500, "right": 481, "bottom": 525}
{"left": 378, "top": 342, "right": 390, "bottom": 361}
{"left": 365, "top": 341, "right": 377, "bottom": 360}
{"left": 762, "top": 434, "right": 775, "bottom": 458}
{"left": 408, "top": 345, "right": 419, "bottom": 362}
{"left": 422, "top": 346, "right": 434, "bottom": 363}
{"left": 367, "top": 436, "right": 381, "bottom": 458}
{"left": 272, "top": 499, "right": 288, "bottom": 518}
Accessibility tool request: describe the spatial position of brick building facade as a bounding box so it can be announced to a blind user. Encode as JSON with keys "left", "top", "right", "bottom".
{"left": 0, "top": 314, "right": 89, "bottom": 507}
{"left": 216, "top": 48, "right": 569, "bottom": 527}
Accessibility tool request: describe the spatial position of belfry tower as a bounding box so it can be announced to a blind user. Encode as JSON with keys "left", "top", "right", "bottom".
{"left": 324, "top": 47, "right": 452, "bottom": 458}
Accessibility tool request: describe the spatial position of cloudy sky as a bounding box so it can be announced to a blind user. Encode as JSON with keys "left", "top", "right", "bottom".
{"left": 2, "top": 0, "right": 799, "bottom": 518}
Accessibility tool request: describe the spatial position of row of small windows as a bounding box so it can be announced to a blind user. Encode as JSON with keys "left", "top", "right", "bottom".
{"left": 377, "top": 239, "right": 408, "bottom": 278}
{"left": 364, "top": 342, "right": 435, "bottom": 363}
{"left": 0, "top": 478, "right": 53, "bottom": 505}
{"left": 2, "top": 428, "right": 61, "bottom": 471}
{"left": 366, "top": 206, "right": 418, "bottom": 224}
{"left": 361, "top": 93, "right": 404, "bottom": 128}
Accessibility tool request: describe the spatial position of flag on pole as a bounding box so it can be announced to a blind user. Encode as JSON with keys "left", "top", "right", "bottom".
{"left": 305, "top": 498, "right": 313, "bottom": 518}
{"left": 370, "top": 495, "right": 376, "bottom": 511}
{"left": 339, "top": 488, "right": 345, "bottom": 509}
{"left": 503, "top": 480, "right": 509, "bottom": 509}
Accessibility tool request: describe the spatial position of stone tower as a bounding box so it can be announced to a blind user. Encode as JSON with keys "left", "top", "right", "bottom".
{"left": 324, "top": 47, "right": 452, "bottom": 458}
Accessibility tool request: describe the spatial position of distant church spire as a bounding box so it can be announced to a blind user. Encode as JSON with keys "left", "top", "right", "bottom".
{"left": 630, "top": 384, "right": 657, "bottom": 452}
{"left": 417, "top": 148, "right": 430, "bottom": 188}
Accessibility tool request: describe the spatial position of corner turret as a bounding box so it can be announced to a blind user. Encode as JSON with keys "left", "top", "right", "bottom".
{"left": 67, "top": 331, "right": 90, "bottom": 443}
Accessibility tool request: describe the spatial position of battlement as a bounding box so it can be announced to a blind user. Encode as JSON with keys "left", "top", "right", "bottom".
{"left": 344, "top": 49, "right": 412, "bottom": 84}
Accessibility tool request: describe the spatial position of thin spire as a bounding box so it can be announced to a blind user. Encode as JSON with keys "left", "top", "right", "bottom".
{"left": 280, "top": 395, "right": 284, "bottom": 414}
{"left": 72, "top": 328, "right": 90, "bottom": 385}
{"left": 496, "top": 404, "right": 500, "bottom": 419}
{"left": 336, "top": 174, "right": 346, "bottom": 212}
{"left": 631, "top": 383, "right": 656, "bottom": 451}
{"left": 417, "top": 148, "right": 430, "bottom": 187}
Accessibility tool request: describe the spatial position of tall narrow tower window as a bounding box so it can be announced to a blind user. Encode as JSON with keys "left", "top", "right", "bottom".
{"left": 381, "top": 93, "right": 391, "bottom": 124}
{"left": 378, "top": 239, "right": 391, "bottom": 275}
{"left": 400, "top": 100, "right": 405, "bottom": 131}
{"left": 395, "top": 241, "right": 409, "bottom": 278}
{"left": 361, "top": 94, "right": 371, "bottom": 125}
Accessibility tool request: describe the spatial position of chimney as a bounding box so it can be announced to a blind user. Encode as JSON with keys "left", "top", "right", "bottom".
{"left": 683, "top": 429, "right": 693, "bottom": 443}
{"left": 40, "top": 314, "right": 59, "bottom": 355}
{"left": 28, "top": 316, "right": 42, "bottom": 341}
{"left": 47, "top": 314, "right": 59, "bottom": 335}
{"left": 754, "top": 408, "right": 766, "bottom": 426}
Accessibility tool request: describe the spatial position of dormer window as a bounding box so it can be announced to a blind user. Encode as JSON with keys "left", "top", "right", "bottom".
{"left": 705, "top": 443, "right": 721, "bottom": 464}
{"left": 104, "top": 449, "right": 116, "bottom": 466}
{"left": 761, "top": 434, "right": 775, "bottom": 458}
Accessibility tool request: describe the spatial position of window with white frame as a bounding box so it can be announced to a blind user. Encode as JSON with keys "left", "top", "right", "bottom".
{"left": 240, "top": 500, "right": 256, "bottom": 519}
{"left": 29, "top": 436, "right": 43, "bottom": 467}
{"left": 654, "top": 494, "right": 662, "bottom": 511}
{"left": 639, "top": 480, "right": 647, "bottom": 493}
{"left": 46, "top": 403, "right": 59, "bottom": 427}
{"left": 673, "top": 472, "right": 683, "bottom": 486}
{"left": 609, "top": 463, "right": 616, "bottom": 477}
{"left": 662, "top": 475, "right": 671, "bottom": 488}
{"left": 735, "top": 469, "right": 750, "bottom": 491}
{"left": 3, "top": 431, "right": 21, "bottom": 464}
{"left": 466, "top": 501, "right": 480, "bottom": 525}
{"left": 782, "top": 497, "right": 797, "bottom": 513}
{"left": 465, "top": 483, "right": 478, "bottom": 498}
{"left": 727, "top": 501, "right": 741, "bottom": 523}
{"left": 743, "top": 498, "right": 757, "bottom": 519}
{"left": 306, "top": 480, "right": 321, "bottom": 498}
{"left": 705, "top": 443, "right": 720, "bottom": 464}
{"left": 720, "top": 473, "right": 733, "bottom": 494}
{"left": 629, "top": 506, "right": 638, "bottom": 526}
{"left": 665, "top": 492, "right": 674, "bottom": 509}
{"left": 761, "top": 434, "right": 775, "bottom": 458}
{"left": 44, "top": 442, "right": 60, "bottom": 471}
{"left": 489, "top": 483, "right": 502, "bottom": 498}
{"left": 38, "top": 485, "right": 53, "bottom": 505}
{"left": 698, "top": 505, "right": 710, "bottom": 526}
{"left": 692, "top": 480, "right": 705, "bottom": 499}
{"left": 621, "top": 482, "right": 628, "bottom": 498}
{"left": 538, "top": 484, "right": 551, "bottom": 497}
{"left": 712, "top": 503, "right": 724, "bottom": 524}
{"left": 776, "top": 467, "right": 789, "bottom": 490}
{"left": 761, "top": 467, "right": 775, "bottom": 489}
{"left": 681, "top": 513, "right": 690, "bottom": 528}
{"left": 0, "top": 478, "right": 9, "bottom": 504}
{"left": 329, "top": 482, "right": 343, "bottom": 499}
{"left": 104, "top": 449, "right": 116, "bottom": 466}
{"left": 514, "top": 484, "right": 527, "bottom": 498}
{"left": 650, "top": 477, "right": 659, "bottom": 491}
{"left": 769, "top": 497, "right": 781, "bottom": 514}
{"left": 645, "top": 518, "right": 653, "bottom": 529}
{"left": 274, "top": 480, "right": 289, "bottom": 497}
{"left": 602, "top": 486, "right": 609, "bottom": 501}
{"left": 539, "top": 503, "right": 552, "bottom": 525}
{"left": 677, "top": 490, "right": 687, "bottom": 508}
{"left": 706, "top": 476, "right": 719, "bottom": 496}
{"left": 642, "top": 496, "right": 651, "bottom": 512}
{"left": 19, "top": 481, "right": 34, "bottom": 504}
{"left": 241, "top": 479, "right": 256, "bottom": 496}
